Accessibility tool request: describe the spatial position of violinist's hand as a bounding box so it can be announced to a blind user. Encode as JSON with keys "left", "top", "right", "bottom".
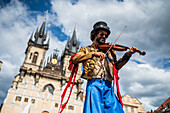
{"left": 92, "top": 52, "right": 106, "bottom": 61}
{"left": 127, "top": 47, "right": 138, "bottom": 55}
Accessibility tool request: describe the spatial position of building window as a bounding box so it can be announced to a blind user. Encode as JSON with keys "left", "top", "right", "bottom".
{"left": 42, "top": 111, "right": 49, "bottom": 113}
{"left": 32, "top": 52, "right": 38, "bottom": 64}
{"left": 127, "top": 98, "right": 130, "bottom": 102}
{"left": 55, "top": 103, "right": 58, "bottom": 107}
{"left": 76, "top": 91, "right": 83, "bottom": 101}
{"left": 29, "top": 53, "right": 32, "bottom": 59}
{"left": 125, "top": 106, "right": 128, "bottom": 112}
{"left": 43, "top": 84, "right": 55, "bottom": 94}
{"left": 131, "top": 107, "right": 134, "bottom": 113}
{"left": 166, "top": 103, "right": 170, "bottom": 108}
{"left": 15, "top": 96, "right": 22, "bottom": 101}
{"left": 24, "top": 98, "right": 28, "bottom": 102}
{"left": 68, "top": 105, "right": 74, "bottom": 110}
{"left": 31, "top": 99, "right": 35, "bottom": 103}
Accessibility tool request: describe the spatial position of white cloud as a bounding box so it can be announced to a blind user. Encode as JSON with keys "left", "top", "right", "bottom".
{"left": 51, "top": 0, "right": 170, "bottom": 62}
{"left": 1, "top": 0, "right": 170, "bottom": 112}
{"left": 119, "top": 61, "right": 170, "bottom": 111}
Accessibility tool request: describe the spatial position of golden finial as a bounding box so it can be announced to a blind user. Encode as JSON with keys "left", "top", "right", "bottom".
{"left": 44, "top": 10, "right": 48, "bottom": 21}
{"left": 46, "top": 10, "right": 48, "bottom": 14}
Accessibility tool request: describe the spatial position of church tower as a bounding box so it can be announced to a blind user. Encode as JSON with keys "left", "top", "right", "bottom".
{"left": 0, "top": 19, "right": 84, "bottom": 113}
{"left": 23, "top": 19, "right": 49, "bottom": 71}
{"left": 11, "top": 19, "right": 49, "bottom": 88}
{"left": 60, "top": 28, "right": 82, "bottom": 82}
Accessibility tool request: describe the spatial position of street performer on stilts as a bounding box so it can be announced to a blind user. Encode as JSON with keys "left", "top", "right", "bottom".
{"left": 71, "top": 21, "right": 139, "bottom": 113}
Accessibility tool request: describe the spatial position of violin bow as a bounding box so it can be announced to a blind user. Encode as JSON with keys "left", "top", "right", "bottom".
{"left": 105, "top": 26, "right": 127, "bottom": 55}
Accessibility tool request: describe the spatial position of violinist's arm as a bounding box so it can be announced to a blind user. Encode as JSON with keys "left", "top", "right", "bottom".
{"left": 115, "top": 52, "right": 131, "bottom": 70}
{"left": 72, "top": 47, "right": 93, "bottom": 64}
{"left": 114, "top": 47, "right": 138, "bottom": 70}
{"left": 72, "top": 47, "right": 107, "bottom": 64}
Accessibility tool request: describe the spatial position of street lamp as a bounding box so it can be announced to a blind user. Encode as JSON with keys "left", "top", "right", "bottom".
{"left": 0, "top": 61, "right": 3, "bottom": 71}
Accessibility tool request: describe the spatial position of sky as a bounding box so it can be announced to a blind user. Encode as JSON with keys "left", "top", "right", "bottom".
{"left": 0, "top": 0, "right": 170, "bottom": 112}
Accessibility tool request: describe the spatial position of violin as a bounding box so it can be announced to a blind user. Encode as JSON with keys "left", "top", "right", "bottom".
{"left": 98, "top": 43, "right": 146, "bottom": 56}
{"left": 98, "top": 26, "right": 146, "bottom": 56}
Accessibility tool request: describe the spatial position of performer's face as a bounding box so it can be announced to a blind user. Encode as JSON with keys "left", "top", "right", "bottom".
{"left": 95, "top": 30, "right": 108, "bottom": 45}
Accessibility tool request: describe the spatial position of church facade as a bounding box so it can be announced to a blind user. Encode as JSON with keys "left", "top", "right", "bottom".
{"left": 0, "top": 19, "right": 83, "bottom": 113}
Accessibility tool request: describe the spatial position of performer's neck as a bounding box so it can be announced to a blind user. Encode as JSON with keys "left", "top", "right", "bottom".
{"left": 92, "top": 42, "right": 99, "bottom": 49}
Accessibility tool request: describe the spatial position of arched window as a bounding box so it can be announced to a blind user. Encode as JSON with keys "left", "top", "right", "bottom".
{"left": 43, "top": 84, "right": 55, "bottom": 94}
{"left": 68, "top": 105, "right": 74, "bottom": 110}
{"left": 32, "top": 52, "right": 38, "bottom": 64}
{"left": 76, "top": 91, "right": 83, "bottom": 101}
{"left": 29, "top": 53, "right": 32, "bottom": 59}
{"left": 42, "top": 111, "right": 49, "bottom": 113}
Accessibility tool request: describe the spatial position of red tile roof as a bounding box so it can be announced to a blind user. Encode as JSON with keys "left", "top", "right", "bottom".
{"left": 157, "top": 97, "right": 170, "bottom": 111}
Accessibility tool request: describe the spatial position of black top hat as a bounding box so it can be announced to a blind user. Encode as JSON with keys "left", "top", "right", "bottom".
{"left": 91, "top": 21, "right": 111, "bottom": 41}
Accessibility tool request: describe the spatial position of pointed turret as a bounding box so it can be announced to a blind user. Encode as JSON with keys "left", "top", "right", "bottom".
{"left": 33, "top": 20, "right": 48, "bottom": 45}
{"left": 68, "top": 28, "right": 79, "bottom": 54}
{"left": 47, "top": 37, "right": 50, "bottom": 45}
{"left": 65, "top": 36, "right": 70, "bottom": 50}
{"left": 34, "top": 28, "right": 39, "bottom": 42}
{"left": 29, "top": 32, "right": 33, "bottom": 41}
{"left": 26, "top": 19, "right": 49, "bottom": 51}
{"left": 77, "top": 37, "right": 79, "bottom": 49}
{"left": 39, "top": 20, "right": 46, "bottom": 37}
{"left": 60, "top": 27, "right": 82, "bottom": 84}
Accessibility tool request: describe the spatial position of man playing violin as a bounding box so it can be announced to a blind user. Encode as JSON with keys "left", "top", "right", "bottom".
{"left": 72, "top": 21, "right": 138, "bottom": 113}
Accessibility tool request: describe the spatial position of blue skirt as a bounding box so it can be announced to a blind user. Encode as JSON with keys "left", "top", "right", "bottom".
{"left": 83, "top": 78, "right": 124, "bottom": 113}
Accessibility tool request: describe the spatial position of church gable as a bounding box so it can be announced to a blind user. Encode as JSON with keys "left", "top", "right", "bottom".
{"left": 133, "top": 97, "right": 142, "bottom": 104}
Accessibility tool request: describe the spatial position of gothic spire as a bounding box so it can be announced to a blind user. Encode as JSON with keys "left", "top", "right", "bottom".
{"left": 65, "top": 36, "right": 70, "bottom": 50}
{"left": 29, "top": 32, "right": 33, "bottom": 41}
{"left": 71, "top": 28, "right": 77, "bottom": 44}
{"left": 33, "top": 20, "right": 48, "bottom": 45}
{"left": 47, "top": 37, "right": 50, "bottom": 45}
{"left": 39, "top": 20, "right": 46, "bottom": 37}
{"left": 26, "top": 19, "right": 49, "bottom": 51}
{"left": 68, "top": 28, "right": 79, "bottom": 54}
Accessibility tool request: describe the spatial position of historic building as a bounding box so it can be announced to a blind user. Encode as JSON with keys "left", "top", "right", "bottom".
{"left": 0, "top": 19, "right": 83, "bottom": 113}
{"left": 155, "top": 97, "right": 170, "bottom": 113}
{"left": 147, "top": 97, "right": 170, "bottom": 113}
{"left": 122, "top": 94, "right": 146, "bottom": 113}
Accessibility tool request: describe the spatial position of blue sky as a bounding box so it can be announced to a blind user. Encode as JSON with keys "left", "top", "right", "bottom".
{"left": 0, "top": 0, "right": 170, "bottom": 112}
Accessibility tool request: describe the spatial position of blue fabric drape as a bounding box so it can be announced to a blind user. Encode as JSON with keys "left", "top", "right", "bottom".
{"left": 83, "top": 78, "right": 124, "bottom": 113}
